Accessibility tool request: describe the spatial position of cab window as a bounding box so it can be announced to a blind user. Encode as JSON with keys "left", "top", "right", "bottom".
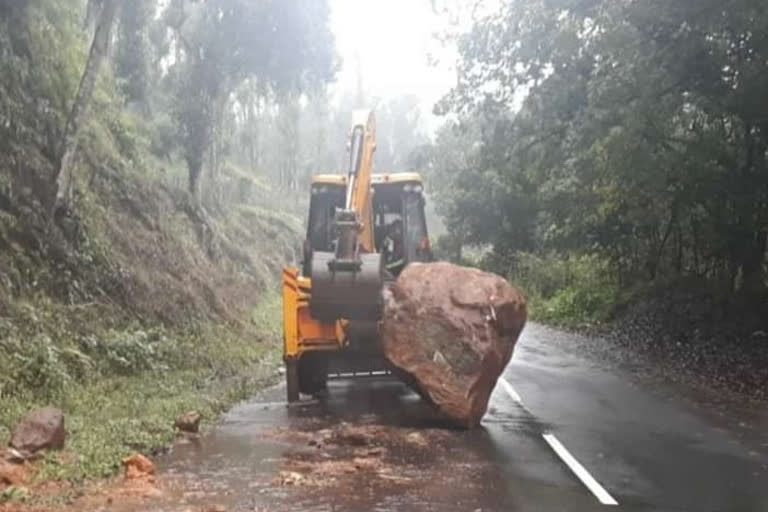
{"left": 403, "top": 192, "right": 431, "bottom": 263}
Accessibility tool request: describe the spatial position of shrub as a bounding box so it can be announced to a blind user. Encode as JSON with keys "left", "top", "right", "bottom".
{"left": 489, "top": 251, "right": 618, "bottom": 325}
{"left": 0, "top": 334, "right": 73, "bottom": 399}
{"left": 81, "top": 329, "right": 169, "bottom": 376}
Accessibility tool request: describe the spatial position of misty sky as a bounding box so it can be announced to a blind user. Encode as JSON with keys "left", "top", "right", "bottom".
{"left": 329, "top": 0, "right": 458, "bottom": 133}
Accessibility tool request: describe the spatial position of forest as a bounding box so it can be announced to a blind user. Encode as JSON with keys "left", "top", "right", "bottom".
{"left": 0, "top": 0, "right": 436, "bottom": 483}
{"left": 0, "top": 0, "right": 766, "bottom": 498}
{"left": 425, "top": 0, "right": 768, "bottom": 323}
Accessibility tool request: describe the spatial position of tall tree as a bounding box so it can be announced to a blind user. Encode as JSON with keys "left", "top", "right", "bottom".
{"left": 52, "top": 0, "right": 120, "bottom": 217}
{"left": 377, "top": 95, "right": 429, "bottom": 170}
{"left": 115, "top": 0, "right": 154, "bottom": 109}
{"left": 276, "top": 95, "right": 301, "bottom": 193}
{"left": 166, "top": 0, "right": 336, "bottom": 202}
{"left": 436, "top": 0, "right": 768, "bottom": 292}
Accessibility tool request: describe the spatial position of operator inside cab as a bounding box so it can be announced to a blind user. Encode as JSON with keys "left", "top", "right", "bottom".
{"left": 383, "top": 219, "right": 405, "bottom": 275}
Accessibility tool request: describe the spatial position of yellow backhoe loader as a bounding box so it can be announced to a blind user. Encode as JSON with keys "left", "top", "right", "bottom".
{"left": 282, "top": 110, "right": 432, "bottom": 401}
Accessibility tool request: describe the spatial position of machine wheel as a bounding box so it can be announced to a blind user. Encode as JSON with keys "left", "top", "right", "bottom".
{"left": 286, "top": 357, "right": 299, "bottom": 403}
{"left": 298, "top": 352, "right": 329, "bottom": 397}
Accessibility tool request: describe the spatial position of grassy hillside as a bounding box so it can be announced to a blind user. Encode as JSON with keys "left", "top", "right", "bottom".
{"left": 0, "top": 69, "right": 301, "bottom": 488}
{"left": 0, "top": 143, "right": 301, "bottom": 480}
{"left": 0, "top": 0, "right": 317, "bottom": 494}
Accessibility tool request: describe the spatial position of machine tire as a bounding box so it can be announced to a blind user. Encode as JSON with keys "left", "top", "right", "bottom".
{"left": 286, "top": 357, "right": 299, "bottom": 403}
{"left": 298, "top": 352, "right": 329, "bottom": 396}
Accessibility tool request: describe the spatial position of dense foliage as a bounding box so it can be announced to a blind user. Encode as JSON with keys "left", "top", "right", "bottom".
{"left": 0, "top": 0, "right": 437, "bottom": 482}
{"left": 429, "top": 0, "right": 768, "bottom": 315}
{"left": 0, "top": 0, "right": 338, "bottom": 481}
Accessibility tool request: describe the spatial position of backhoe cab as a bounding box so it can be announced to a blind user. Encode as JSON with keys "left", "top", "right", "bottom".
{"left": 282, "top": 111, "right": 431, "bottom": 402}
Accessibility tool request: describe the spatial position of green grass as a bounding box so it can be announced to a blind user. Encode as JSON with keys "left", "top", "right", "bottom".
{"left": 0, "top": 292, "right": 283, "bottom": 484}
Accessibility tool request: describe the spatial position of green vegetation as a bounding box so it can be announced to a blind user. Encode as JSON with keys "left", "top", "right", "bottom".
{"left": 0, "top": 0, "right": 333, "bottom": 486}
{"left": 0, "top": 2, "right": 438, "bottom": 489}
{"left": 434, "top": 247, "right": 619, "bottom": 327}
{"left": 1, "top": 294, "right": 282, "bottom": 482}
{"left": 0, "top": 276, "right": 283, "bottom": 484}
{"left": 427, "top": 0, "right": 768, "bottom": 323}
{"left": 3, "top": 0, "right": 763, "bottom": 490}
{"left": 495, "top": 252, "right": 618, "bottom": 327}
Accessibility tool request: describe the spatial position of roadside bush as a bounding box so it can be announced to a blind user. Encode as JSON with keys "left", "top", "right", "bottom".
{"left": 81, "top": 328, "right": 169, "bottom": 376}
{"left": 0, "top": 292, "right": 283, "bottom": 481}
{"left": 0, "top": 327, "right": 165, "bottom": 400}
{"left": 491, "top": 251, "right": 619, "bottom": 325}
{"left": 536, "top": 282, "right": 618, "bottom": 325}
{"left": 0, "top": 334, "right": 72, "bottom": 399}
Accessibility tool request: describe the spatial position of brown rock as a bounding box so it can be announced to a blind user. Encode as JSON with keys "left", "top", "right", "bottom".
{"left": 175, "top": 411, "right": 202, "bottom": 433}
{"left": 358, "top": 446, "right": 386, "bottom": 457}
{"left": 0, "top": 460, "right": 29, "bottom": 486}
{"left": 9, "top": 407, "right": 66, "bottom": 453}
{"left": 405, "top": 432, "right": 427, "bottom": 447}
{"left": 122, "top": 453, "right": 155, "bottom": 479}
{"left": 352, "top": 456, "right": 378, "bottom": 470}
{"left": 381, "top": 262, "right": 527, "bottom": 427}
{"left": 276, "top": 470, "right": 305, "bottom": 486}
{"left": 332, "top": 431, "right": 369, "bottom": 447}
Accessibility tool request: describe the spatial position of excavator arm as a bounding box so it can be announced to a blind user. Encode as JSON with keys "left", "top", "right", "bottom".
{"left": 308, "top": 110, "right": 384, "bottom": 322}
{"left": 346, "top": 110, "right": 376, "bottom": 253}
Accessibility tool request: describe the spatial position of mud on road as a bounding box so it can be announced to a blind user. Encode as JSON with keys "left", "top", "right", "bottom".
{"left": 66, "top": 381, "right": 518, "bottom": 512}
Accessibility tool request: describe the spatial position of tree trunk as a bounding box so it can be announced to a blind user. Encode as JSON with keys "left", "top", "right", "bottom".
{"left": 248, "top": 94, "right": 261, "bottom": 170}
{"left": 647, "top": 208, "right": 678, "bottom": 281}
{"left": 690, "top": 219, "right": 701, "bottom": 276}
{"left": 208, "top": 142, "right": 216, "bottom": 205}
{"left": 674, "top": 223, "right": 683, "bottom": 274}
{"left": 83, "top": 0, "right": 101, "bottom": 31}
{"left": 740, "top": 230, "right": 767, "bottom": 295}
{"left": 52, "top": 0, "right": 120, "bottom": 218}
{"left": 734, "top": 124, "right": 765, "bottom": 294}
{"left": 187, "top": 151, "right": 203, "bottom": 202}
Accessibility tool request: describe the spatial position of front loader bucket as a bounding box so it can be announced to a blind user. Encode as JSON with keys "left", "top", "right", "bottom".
{"left": 309, "top": 251, "right": 383, "bottom": 321}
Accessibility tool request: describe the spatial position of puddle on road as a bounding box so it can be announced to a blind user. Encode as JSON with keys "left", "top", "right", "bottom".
{"left": 81, "top": 380, "right": 522, "bottom": 512}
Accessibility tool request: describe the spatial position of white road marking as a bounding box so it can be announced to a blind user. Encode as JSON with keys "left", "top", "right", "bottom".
{"left": 542, "top": 433, "right": 619, "bottom": 506}
{"left": 499, "top": 376, "right": 525, "bottom": 407}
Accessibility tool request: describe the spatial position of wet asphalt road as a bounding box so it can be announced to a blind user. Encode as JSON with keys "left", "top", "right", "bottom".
{"left": 133, "top": 323, "right": 767, "bottom": 512}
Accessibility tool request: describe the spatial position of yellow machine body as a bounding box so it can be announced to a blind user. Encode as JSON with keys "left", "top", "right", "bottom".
{"left": 282, "top": 171, "right": 431, "bottom": 402}
{"left": 281, "top": 110, "right": 431, "bottom": 402}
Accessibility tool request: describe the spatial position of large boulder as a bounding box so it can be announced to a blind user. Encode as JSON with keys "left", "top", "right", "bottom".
{"left": 381, "top": 262, "right": 527, "bottom": 427}
{"left": 8, "top": 407, "right": 66, "bottom": 453}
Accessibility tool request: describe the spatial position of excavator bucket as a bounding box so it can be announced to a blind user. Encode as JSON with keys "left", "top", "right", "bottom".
{"left": 309, "top": 250, "right": 383, "bottom": 322}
